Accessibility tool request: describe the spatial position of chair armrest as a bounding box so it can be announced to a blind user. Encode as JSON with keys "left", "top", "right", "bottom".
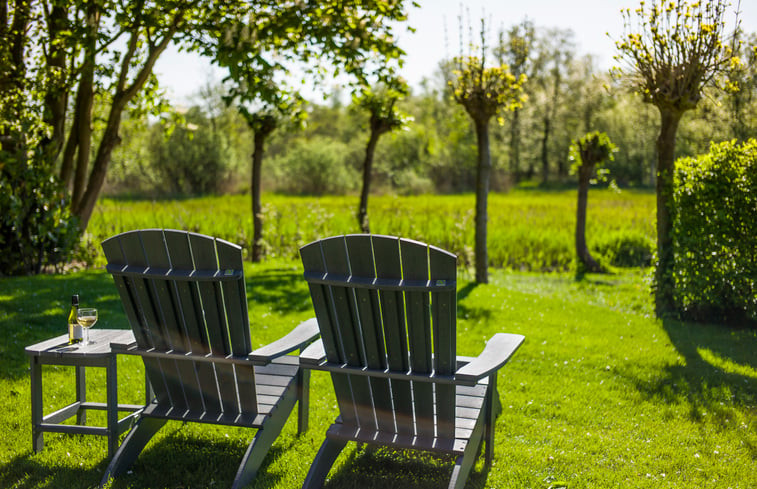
{"left": 109, "top": 329, "right": 137, "bottom": 352}
{"left": 110, "top": 340, "right": 138, "bottom": 352}
{"left": 300, "top": 339, "right": 326, "bottom": 366}
{"left": 249, "top": 318, "right": 319, "bottom": 365}
{"left": 455, "top": 333, "right": 525, "bottom": 385}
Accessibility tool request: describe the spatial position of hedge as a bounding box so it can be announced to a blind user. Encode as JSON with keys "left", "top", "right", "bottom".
{"left": 672, "top": 139, "right": 757, "bottom": 324}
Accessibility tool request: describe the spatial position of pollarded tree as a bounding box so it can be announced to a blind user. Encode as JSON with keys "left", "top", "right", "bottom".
{"left": 354, "top": 82, "right": 409, "bottom": 233}
{"left": 242, "top": 108, "right": 283, "bottom": 262}
{"left": 615, "top": 0, "right": 740, "bottom": 316}
{"left": 570, "top": 131, "right": 617, "bottom": 273}
{"left": 450, "top": 18, "right": 525, "bottom": 284}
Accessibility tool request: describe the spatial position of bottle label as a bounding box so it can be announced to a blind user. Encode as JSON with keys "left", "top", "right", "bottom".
{"left": 72, "top": 324, "right": 83, "bottom": 340}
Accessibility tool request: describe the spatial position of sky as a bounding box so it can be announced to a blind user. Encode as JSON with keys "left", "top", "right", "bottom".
{"left": 154, "top": 0, "right": 757, "bottom": 104}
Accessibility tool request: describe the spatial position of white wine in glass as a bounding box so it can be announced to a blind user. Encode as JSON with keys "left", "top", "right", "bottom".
{"left": 77, "top": 308, "right": 98, "bottom": 345}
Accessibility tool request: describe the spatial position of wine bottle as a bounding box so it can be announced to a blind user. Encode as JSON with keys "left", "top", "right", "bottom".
{"left": 68, "top": 295, "right": 83, "bottom": 343}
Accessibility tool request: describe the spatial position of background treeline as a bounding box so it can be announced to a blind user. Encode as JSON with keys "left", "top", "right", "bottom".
{"left": 105, "top": 26, "right": 757, "bottom": 198}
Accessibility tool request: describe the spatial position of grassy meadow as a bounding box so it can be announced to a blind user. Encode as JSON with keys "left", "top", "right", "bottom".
{"left": 85, "top": 189, "right": 656, "bottom": 271}
{"left": 1, "top": 190, "right": 755, "bottom": 488}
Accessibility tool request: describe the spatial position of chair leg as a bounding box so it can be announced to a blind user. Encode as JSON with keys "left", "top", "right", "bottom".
{"left": 484, "top": 374, "right": 497, "bottom": 465}
{"left": 449, "top": 409, "right": 486, "bottom": 489}
{"left": 232, "top": 386, "right": 298, "bottom": 489}
{"left": 301, "top": 437, "right": 348, "bottom": 489}
{"left": 297, "top": 368, "right": 311, "bottom": 435}
{"left": 99, "top": 417, "right": 166, "bottom": 487}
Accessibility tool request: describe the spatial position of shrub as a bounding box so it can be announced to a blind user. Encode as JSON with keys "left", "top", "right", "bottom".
{"left": 150, "top": 108, "right": 229, "bottom": 195}
{"left": 0, "top": 118, "right": 79, "bottom": 275}
{"left": 672, "top": 139, "right": 757, "bottom": 324}
{"left": 272, "top": 138, "right": 357, "bottom": 195}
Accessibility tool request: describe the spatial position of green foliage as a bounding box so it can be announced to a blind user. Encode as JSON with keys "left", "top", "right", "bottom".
{"left": 569, "top": 131, "right": 617, "bottom": 176}
{"left": 373, "top": 125, "right": 435, "bottom": 194}
{"left": 615, "top": 0, "right": 736, "bottom": 112}
{"left": 151, "top": 107, "right": 229, "bottom": 195}
{"left": 353, "top": 84, "right": 409, "bottom": 133}
{"left": 271, "top": 138, "right": 358, "bottom": 196}
{"left": 450, "top": 55, "right": 525, "bottom": 123}
{"left": 672, "top": 139, "right": 757, "bottom": 324}
{"left": 0, "top": 109, "right": 79, "bottom": 276}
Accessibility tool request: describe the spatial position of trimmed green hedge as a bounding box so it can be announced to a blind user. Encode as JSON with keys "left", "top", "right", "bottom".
{"left": 672, "top": 139, "right": 757, "bottom": 324}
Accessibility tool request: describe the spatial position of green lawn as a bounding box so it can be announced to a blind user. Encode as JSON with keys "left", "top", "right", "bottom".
{"left": 1, "top": 260, "right": 754, "bottom": 488}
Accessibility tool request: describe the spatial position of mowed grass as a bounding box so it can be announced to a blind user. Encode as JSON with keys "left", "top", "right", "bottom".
{"left": 1, "top": 260, "right": 755, "bottom": 488}
{"left": 85, "top": 190, "right": 656, "bottom": 271}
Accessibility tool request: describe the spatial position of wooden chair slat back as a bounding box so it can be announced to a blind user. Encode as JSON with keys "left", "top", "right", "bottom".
{"left": 102, "top": 229, "right": 257, "bottom": 418}
{"left": 300, "top": 235, "right": 457, "bottom": 436}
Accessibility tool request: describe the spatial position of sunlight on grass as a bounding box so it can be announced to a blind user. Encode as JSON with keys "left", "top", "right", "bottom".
{"left": 698, "top": 347, "right": 757, "bottom": 379}
{"left": 1, "top": 263, "right": 755, "bottom": 489}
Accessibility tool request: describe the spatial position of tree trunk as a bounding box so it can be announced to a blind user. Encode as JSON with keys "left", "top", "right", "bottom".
{"left": 74, "top": 98, "right": 125, "bottom": 228}
{"left": 41, "top": 4, "right": 69, "bottom": 166}
{"left": 473, "top": 117, "right": 491, "bottom": 284}
{"left": 654, "top": 108, "right": 683, "bottom": 317}
{"left": 8, "top": 0, "right": 29, "bottom": 90}
{"left": 357, "top": 129, "right": 380, "bottom": 233}
{"left": 576, "top": 164, "right": 603, "bottom": 273}
{"left": 509, "top": 108, "right": 521, "bottom": 182}
{"left": 540, "top": 115, "right": 550, "bottom": 184}
{"left": 72, "top": 18, "right": 180, "bottom": 230}
{"left": 71, "top": 59, "right": 95, "bottom": 209}
{"left": 251, "top": 129, "right": 266, "bottom": 262}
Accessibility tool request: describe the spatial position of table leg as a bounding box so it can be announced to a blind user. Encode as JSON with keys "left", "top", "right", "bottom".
{"left": 106, "top": 353, "right": 118, "bottom": 458}
{"left": 75, "top": 365, "right": 86, "bottom": 425}
{"left": 30, "top": 356, "right": 43, "bottom": 453}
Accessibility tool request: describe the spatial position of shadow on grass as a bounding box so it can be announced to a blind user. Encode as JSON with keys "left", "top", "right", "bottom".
{"left": 105, "top": 429, "right": 291, "bottom": 489}
{"left": 627, "top": 318, "right": 756, "bottom": 454}
{"left": 659, "top": 319, "right": 756, "bottom": 406}
{"left": 0, "top": 453, "right": 106, "bottom": 489}
{"left": 245, "top": 267, "right": 312, "bottom": 315}
{"left": 0, "top": 427, "right": 290, "bottom": 489}
{"left": 322, "top": 444, "right": 491, "bottom": 489}
{"left": 456, "top": 282, "right": 495, "bottom": 324}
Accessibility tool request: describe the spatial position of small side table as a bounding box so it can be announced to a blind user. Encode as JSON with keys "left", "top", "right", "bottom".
{"left": 25, "top": 329, "right": 147, "bottom": 457}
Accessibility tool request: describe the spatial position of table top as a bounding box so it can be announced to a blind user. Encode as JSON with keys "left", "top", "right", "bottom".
{"left": 25, "top": 329, "right": 136, "bottom": 358}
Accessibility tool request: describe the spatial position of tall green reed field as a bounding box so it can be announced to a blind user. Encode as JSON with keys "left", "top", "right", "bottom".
{"left": 86, "top": 190, "right": 656, "bottom": 270}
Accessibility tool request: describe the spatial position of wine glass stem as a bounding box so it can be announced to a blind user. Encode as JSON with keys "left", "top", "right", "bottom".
{"left": 84, "top": 328, "right": 89, "bottom": 345}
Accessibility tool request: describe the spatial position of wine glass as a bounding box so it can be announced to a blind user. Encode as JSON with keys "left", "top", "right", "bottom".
{"left": 77, "top": 308, "right": 98, "bottom": 346}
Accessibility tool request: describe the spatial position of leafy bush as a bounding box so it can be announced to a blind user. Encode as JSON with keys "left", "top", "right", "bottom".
{"left": 593, "top": 230, "right": 654, "bottom": 267}
{"left": 0, "top": 118, "right": 79, "bottom": 275}
{"left": 272, "top": 138, "right": 357, "bottom": 195}
{"left": 151, "top": 108, "right": 230, "bottom": 195}
{"left": 672, "top": 139, "right": 757, "bottom": 324}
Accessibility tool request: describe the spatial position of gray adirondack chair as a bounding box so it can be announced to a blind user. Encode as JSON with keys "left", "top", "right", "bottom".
{"left": 298, "top": 235, "right": 525, "bottom": 489}
{"left": 99, "top": 229, "right": 319, "bottom": 489}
